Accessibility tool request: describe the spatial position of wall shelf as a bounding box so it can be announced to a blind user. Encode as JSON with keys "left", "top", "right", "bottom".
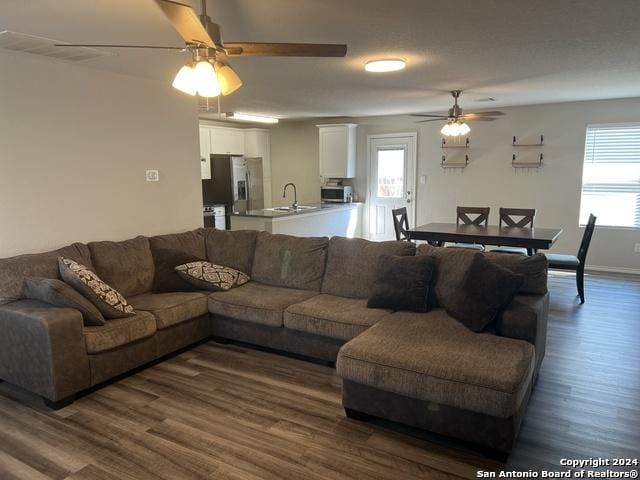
{"left": 513, "top": 135, "right": 544, "bottom": 147}
{"left": 441, "top": 154, "right": 469, "bottom": 169}
{"left": 442, "top": 138, "right": 470, "bottom": 149}
{"left": 512, "top": 153, "right": 543, "bottom": 168}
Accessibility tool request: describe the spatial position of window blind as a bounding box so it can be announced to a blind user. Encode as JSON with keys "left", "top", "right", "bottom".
{"left": 585, "top": 124, "right": 640, "bottom": 163}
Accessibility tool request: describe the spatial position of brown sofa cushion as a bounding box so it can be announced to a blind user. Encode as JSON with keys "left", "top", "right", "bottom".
{"left": 322, "top": 237, "right": 416, "bottom": 299}
{"left": 128, "top": 292, "right": 208, "bottom": 330}
{"left": 205, "top": 229, "right": 258, "bottom": 275}
{"left": 23, "top": 277, "right": 105, "bottom": 326}
{"left": 251, "top": 232, "right": 329, "bottom": 291}
{"left": 151, "top": 248, "right": 203, "bottom": 293}
{"left": 484, "top": 252, "right": 548, "bottom": 295}
{"left": 83, "top": 310, "right": 156, "bottom": 354}
{"left": 367, "top": 255, "right": 435, "bottom": 312}
{"left": 0, "top": 243, "right": 93, "bottom": 304}
{"left": 284, "top": 294, "right": 393, "bottom": 341}
{"left": 336, "top": 310, "right": 535, "bottom": 418}
{"left": 416, "top": 245, "right": 523, "bottom": 331}
{"left": 208, "top": 282, "right": 318, "bottom": 327}
{"left": 148, "top": 229, "right": 206, "bottom": 259}
{"left": 88, "top": 236, "right": 154, "bottom": 297}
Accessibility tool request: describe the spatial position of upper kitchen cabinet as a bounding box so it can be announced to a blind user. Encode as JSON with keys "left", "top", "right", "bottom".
{"left": 317, "top": 123, "right": 357, "bottom": 178}
{"left": 244, "top": 128, "right": 271, "bottom": 177}
{"left": 199, "top": 127, "right": 212, "bottom": 180}
{"left": 209, "top": 126, "right": 246, "bottom": 155}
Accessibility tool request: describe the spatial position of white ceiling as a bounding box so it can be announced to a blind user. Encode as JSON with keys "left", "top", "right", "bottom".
{"left": 2, "top": 0, "right": 640, "bottom": 119}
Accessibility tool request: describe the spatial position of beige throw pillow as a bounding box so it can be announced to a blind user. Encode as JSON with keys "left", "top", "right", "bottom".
{"left": 58, "top": 257, "right": 134, "bottom": 319}
{"left": 175, "top": 261, "right": 249, "bottom": 291}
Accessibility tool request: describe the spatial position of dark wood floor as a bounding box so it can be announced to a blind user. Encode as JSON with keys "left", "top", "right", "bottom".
{"left": 0, "top": 271, "right": 638, "bottom": 479}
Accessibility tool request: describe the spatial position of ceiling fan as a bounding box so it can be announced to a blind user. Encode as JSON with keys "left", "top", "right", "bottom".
{"left": 412, "top": 90, "right": 504, "bottom": 136}
{"left": 55, "top": 0, "right": 347, "bottom": 99}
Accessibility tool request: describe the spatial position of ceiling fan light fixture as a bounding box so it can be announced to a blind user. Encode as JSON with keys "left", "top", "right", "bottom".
{"left": 172, "top": 64, "right": 197, "bottom": 96}
{"left": 193, "top": 60, "right": 221, "bottom": 97}
{"left": 364, "top": 59, "right": 406, "bottom": 73}
{"left": 215, "top": 62, "right": 243, "bottom": 96}
{"left": 441, "top": 120, "right": 470, "bottom": 137}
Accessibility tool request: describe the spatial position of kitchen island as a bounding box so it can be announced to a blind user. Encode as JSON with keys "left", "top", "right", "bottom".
{"left": 229, "top": 203, "right": 363, "bottom": 238}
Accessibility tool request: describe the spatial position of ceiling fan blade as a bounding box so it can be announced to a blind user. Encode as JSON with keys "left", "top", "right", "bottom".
{"left": 411, "top": 114, "right": 447, "bottom": 118}
{"left": 154, "top": 0, "right": 215, "bottom": 48}
{"left": 224, "top": 42, "right": 347, "bottom": 57}
{"left": 53, "top": 43, "right": 186, "bottom": 50}
{"left": 461, "top": 111, "right": 505, "bottom": 119}
{"left": 465, "top": 117, "right": 496, "bottom": 122}
{"left": 415, "top": 119, "right": 447, "bottom": 123}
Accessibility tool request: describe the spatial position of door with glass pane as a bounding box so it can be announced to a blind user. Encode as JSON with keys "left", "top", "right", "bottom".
{"left": 368, "top": 134, "right": 416, "bottom": 241}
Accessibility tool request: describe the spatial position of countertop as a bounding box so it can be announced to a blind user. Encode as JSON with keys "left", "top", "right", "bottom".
{"left": 230, "top": 202, "right": 363, "bottom": 218}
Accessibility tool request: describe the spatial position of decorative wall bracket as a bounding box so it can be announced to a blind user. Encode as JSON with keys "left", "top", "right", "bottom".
{"left": 441, "top": 154, "right": 469, "bottom": 169}
{"left": 512, "top": 153, "right": 543, "bottom": 168}
{"left": 513, "top": 135, "right": 544, "bottom": 147}
{"left": 442, "top": 137, "right": 470, "bottom": 149}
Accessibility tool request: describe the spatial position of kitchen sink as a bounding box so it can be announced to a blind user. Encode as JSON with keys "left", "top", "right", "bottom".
{"left": 268, "top": 205, "right": 317, "bottom": 212}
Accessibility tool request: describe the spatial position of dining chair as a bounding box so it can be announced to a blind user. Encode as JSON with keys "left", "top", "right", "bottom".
{"left": 491, "top": 208, "right": 536, "bottom": 255}
{"left": 544, "top": 214, "right": 597, "bottom": 304}
{"left": 447, "top": 206, "right": 490, "bottom": 250}
{"left": 392, "top": 207, "right": 410, "bottom": 241}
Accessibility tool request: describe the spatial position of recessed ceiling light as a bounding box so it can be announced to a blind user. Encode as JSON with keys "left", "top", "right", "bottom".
{"left": 364, "top": 59, "right": 406, "bottom": 73}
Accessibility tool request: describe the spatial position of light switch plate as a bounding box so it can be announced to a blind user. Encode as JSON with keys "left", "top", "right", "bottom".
{"left": 634, "top": 243, "right": 640, "bottom": 253}
{"left": 420, "top": 175, "right": 426, "bottom": 185}
{"left": 145, "top": 170, "right": 159, "bottom": 182}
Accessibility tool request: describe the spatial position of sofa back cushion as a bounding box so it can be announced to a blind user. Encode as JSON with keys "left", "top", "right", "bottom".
{"left": 0, "top": 243, "right": 93, "bottom": 304}
{"left": 416, "top": 244, "right": 524, "bottom": 331}
{"left": 483, "top": 252, "right": 548, "bottom": 295}
{"left": 148, "top": 229, "right": 206, "bottom": 259}
{"left": 252, "top": 232, "right": 329, "bottom": 291}
{"left": 322, "top": 237, "right": 416, "bottom": 299}
{"left": 204, "top": 229, "right": 258, "bottom": 275}
{"left": 88, "top": 236, "right": 154, "bottom": 297}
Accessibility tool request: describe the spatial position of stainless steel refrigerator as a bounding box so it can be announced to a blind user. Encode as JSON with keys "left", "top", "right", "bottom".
{"left": 202, "top": 156, "right": 264, "bottom": 218}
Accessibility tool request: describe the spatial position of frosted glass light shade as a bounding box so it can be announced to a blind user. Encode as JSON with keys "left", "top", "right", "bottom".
{"left": 172, "top": 65, "right": 197, "bottom": 96}
{"left": 194, "top": 60, "right": 221, "bottom": 97}
{"left": 440, "top": 120, "right": 470, "bottom": 137}
{"left": 215, "top": 62, "right": 243, "bottom": 96}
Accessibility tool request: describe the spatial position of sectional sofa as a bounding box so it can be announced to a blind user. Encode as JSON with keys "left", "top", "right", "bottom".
{"left": 0, "top": 228, "right": 548, "bottom": 458}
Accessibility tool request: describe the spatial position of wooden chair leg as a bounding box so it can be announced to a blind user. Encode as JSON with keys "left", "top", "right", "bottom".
{"left": 576, "top": 266, "right": 585, "bottom": 304}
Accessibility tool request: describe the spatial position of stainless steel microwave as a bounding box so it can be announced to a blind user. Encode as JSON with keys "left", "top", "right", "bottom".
{"left": 321, "top": 186, "right": 352, "bottom": 203}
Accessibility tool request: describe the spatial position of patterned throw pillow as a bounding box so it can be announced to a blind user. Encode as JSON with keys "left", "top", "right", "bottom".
{"left": 174, "top": 261, "right": 250, "bottom": 291}
{"left": 58, "top": 257, "right": 134, "bottom": 319}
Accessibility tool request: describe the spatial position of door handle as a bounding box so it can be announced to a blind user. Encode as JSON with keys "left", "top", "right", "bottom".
{"left": 406, "top": 199, "right": 412, "bottom": 204}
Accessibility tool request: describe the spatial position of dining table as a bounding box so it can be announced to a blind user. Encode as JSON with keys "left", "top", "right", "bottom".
{"left": 407, "top": 222, "right": 563, "bottom": 251}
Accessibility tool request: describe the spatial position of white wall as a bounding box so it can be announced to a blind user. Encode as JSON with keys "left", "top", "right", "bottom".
{"left": 0, "top": 51, "right": 203, "bottom": 258}
{"left": 268, "top": 98, "right": 640, "bottom": 273}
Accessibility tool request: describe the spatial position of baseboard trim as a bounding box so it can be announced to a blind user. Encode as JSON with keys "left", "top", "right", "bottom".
{"left": 585, "top": 265, "right": 640, "bottom": 276}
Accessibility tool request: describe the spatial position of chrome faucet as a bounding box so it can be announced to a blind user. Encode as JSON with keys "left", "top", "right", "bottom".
{"left": 283, "top": 183, "right": 298, "bottom": 209}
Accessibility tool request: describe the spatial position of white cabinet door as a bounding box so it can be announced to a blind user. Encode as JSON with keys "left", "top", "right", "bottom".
{"left": 210, "top": 127, "right": 246, "bottom": 155}
{"left": 199, "top": 127, "right": 212, "bottom": 180}
{"left": 318, "top": 124, "right": 357, "bottom": 178}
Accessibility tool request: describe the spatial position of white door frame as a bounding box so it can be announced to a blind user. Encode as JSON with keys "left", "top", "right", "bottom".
{"left": 365, "top": 132, "right": 418, "bottom": 240}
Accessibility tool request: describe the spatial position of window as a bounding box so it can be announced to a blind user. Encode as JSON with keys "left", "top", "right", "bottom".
{"left": 376, "top": 148, "right": 405, "bottom": 198}
{"left": 580, "top": 124, "right": 640, "bottom": 228}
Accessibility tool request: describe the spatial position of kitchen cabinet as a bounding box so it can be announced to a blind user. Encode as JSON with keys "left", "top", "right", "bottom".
{"left": 244, "top": 128, "right": 271, "bottom": 177}
{"left": 199, "top": 127, "right": 212, "bottom": 180}
{"left": 209, "top": 127, "right": 245, "bottom": 155}
{"left": 317, "top": 123, "right": 357, "bottom": 178}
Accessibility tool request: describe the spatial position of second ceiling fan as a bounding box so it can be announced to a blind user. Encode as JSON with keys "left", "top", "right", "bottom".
{"left": 413, "top": 90, "right": 504, "bottom": 137}
{"left": 56, "top": 0, "right": 347, "bottom": 98}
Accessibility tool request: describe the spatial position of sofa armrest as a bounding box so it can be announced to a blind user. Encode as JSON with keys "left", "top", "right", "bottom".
{"left": 0, "top": 299, "right": 91, "bottom": 401}
{"left": 495, "top": 293, "right": 549, "bottom": 376}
